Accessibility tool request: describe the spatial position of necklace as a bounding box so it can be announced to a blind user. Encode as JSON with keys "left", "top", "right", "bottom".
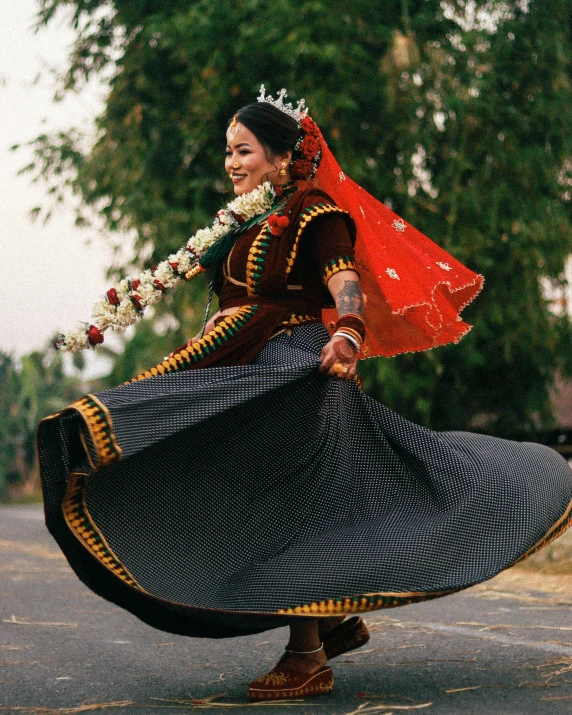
{"left": 56, "top": 182, "right": 283, "bottom": 352}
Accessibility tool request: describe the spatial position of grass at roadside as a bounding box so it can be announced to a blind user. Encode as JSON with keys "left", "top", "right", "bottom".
{"left": 0, "top": 490, "right": 43, "bottom": 505}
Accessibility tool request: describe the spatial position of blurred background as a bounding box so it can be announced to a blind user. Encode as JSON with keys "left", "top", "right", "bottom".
{"left": 1, "top": 0, "right": 572, "bottom": 501}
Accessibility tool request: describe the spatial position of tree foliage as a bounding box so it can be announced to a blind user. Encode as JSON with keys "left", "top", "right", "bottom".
{"left": 0, "top": 347, "right": 82, "bottom": 499}
{"left": 24, "top": 0, "right": 572, "bottom": 435}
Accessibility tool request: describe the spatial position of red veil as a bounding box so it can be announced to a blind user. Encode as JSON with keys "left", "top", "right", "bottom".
{"left": 314, "top": 131, "right": 484, "bottom": 359}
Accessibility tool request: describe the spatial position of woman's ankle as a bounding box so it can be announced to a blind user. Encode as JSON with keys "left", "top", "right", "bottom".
{"left": 277, "top": 648, "right": 327, "bottom": 673}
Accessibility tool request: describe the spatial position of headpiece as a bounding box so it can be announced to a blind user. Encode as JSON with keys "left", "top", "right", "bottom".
{"left": 257, "top": 84, "right": 321, "bottom": 181}
{"left": 257, "top": 85, "right": 308, "bottom": 124}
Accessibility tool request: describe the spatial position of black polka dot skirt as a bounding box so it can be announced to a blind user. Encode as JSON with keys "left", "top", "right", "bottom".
{"left": 38, "top": 324, "right": 572, "bottom": 638}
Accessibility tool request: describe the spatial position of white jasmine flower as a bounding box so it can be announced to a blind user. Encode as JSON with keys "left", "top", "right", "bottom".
{"left": 60, "top": 326, "right": 90, "bottom": 352}
{"left": 116, "top": 299, "right": 139, "bottom": 327}
{"left": 58, "top": 182, "right": 278, "bottom": 351}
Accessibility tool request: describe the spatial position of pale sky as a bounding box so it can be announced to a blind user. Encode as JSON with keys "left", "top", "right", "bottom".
{"left": 0, "top": 0, "right": 112, "bottom": 358}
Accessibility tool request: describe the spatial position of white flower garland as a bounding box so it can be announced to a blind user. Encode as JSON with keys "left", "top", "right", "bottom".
{"left": 57, "top": 182, "right": 276, "bottom": 352}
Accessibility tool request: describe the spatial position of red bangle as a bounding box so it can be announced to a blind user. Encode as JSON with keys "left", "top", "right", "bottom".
{"left": 335, "top": 314, "right": 366, "bottom": 342}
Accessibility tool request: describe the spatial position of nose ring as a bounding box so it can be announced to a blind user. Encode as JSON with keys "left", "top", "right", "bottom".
{"left": 233, "top": 162, "right": 240, "bottom": 169}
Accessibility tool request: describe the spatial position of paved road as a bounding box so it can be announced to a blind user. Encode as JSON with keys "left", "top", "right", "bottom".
{"left": 1, "top": 505, "right": 572, "bottom": 715}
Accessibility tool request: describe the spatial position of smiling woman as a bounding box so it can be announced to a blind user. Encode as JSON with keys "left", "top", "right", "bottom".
{"left": 225, "top": 101, "right": 299, "bottom": 195}
{"left": 37, "top": 86, "right": 572, "bottom": 704}
{"left": 225, "top": 123, "right": 292, "bottom": 195}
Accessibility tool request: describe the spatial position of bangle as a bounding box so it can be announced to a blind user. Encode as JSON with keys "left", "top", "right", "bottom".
{"left": 334, "top": 330, "right": 361, "bottom": 351}
{"left": 335, "top": 313, "right": 366, "bottom": 342}
{"left": 335, "top": 326, "right": 363, "bottom": 345}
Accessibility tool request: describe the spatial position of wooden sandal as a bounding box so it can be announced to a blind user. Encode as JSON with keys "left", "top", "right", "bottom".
{"left": 247, "top": 666, "right": 334, "bottom": 701}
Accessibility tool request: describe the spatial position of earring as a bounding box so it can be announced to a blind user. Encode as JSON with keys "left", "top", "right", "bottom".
{"left": 279, "top": 161, "right": 287, "bottom": 176}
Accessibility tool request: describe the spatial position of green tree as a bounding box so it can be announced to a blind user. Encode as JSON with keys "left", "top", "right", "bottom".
{"left": 22, "top": 0, "right": 572, "bottom": 434}
{"left": 0, "top": 346, "right": 83, "bottom": 499}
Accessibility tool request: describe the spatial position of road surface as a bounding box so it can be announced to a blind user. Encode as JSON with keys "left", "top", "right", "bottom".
{"left": 1, "top": 505, "right": 572, "bottom": 714}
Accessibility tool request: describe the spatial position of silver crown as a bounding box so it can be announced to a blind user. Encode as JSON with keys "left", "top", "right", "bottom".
{"left": 257, "top": 85, "right": 308, "bottom": 122}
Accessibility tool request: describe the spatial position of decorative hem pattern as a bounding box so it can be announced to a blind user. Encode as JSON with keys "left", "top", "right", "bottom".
{"left": 129, "top": 305, "right": 260, "bottom": 382}
{"left": 63, "top": 471, "right": 142, "bottom": 589}
{"left": 246, "top": 223, "right": 271, "bottom": 295}
{"left": 277, "top": 497, "right": 572, "bottom": 616}
{"left": 280, "top": 314, "right": 320, "bottom": 327}
{"left": 276, "top": 588, "right": 460, "bottom": 615}
{"left": 513, "top": 498, "right": 572, "bottom": 564}
{"left": 72, "top": 394, "right": 122, "bottom": 468}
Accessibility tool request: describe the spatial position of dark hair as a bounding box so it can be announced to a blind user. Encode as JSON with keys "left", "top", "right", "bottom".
{"left": 230, "top": 103, "right": 300, "bottom": 158}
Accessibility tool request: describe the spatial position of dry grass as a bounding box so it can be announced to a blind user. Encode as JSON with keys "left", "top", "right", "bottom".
{"left": 467, "top": 527, "right": 572, "bottom": 597}
{"left": 2, "top": 616, "right": 77, "bottom": 628}
{"left": 342, "top": 702, "right": 433, "bottom": 714}
{"left": 515, "top": 527, "right": 572, "bottom": 575}
{"left": 472, "top": 568, "right": 572, "bottom": 598}
{"left": 0, "top": 701, "right": 311, "bottom": 713}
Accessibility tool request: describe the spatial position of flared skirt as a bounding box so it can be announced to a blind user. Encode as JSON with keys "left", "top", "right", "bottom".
{"left": 38, "top": 325, "right": 572, "bottom": 638}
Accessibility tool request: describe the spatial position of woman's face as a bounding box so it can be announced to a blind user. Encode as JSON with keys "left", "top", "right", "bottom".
{"left": 225, "top": 122, "right": 289, "bottom": 195}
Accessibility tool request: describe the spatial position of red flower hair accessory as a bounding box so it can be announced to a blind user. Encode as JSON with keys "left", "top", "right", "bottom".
{"left": 290, "top": 115, "right": 322, "bottom": 180}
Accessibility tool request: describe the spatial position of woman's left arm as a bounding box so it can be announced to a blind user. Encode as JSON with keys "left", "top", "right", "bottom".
{"left": 319, "top": 270, "right": 364, "bottom": 381}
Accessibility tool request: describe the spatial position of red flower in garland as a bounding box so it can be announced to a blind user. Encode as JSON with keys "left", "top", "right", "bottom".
{"left": 131, "top": 279, "right": 141, "bottom": 291}
{"left": 153, "top": 279, "right": 166, "bottom": 291}
{"left": 131, "top": 293, "right": 144, "bottom": 311}
{"left": 268, "top": 214, "right": 290, "bottom": 236}
{"left": 168, "top": 261, "right": 179, "bottom": 273}
{"left": 106, "top": 288, "right": 120, "bottom": 306}
{"left": 86, "top": 325, "right": 104, "bottom": 346}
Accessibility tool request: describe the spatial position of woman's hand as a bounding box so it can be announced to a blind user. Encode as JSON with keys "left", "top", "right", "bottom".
{"left": 318, "top": 268, "right": 364, "bottom": 380}
{"left": 319, "top": 335, "right": 358, "bottom": 380}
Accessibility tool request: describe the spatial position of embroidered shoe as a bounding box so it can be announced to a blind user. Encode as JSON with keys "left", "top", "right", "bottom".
{"left": 247, "top": 666, "right": 334, "bottom": 701}
{"left": 322, "top": 616, "right": 370, "bottom": 660}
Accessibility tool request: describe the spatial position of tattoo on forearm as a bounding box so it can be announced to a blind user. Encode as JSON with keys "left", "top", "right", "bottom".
{"left": 336, "top": 280, "right": 364, "bottom": 316}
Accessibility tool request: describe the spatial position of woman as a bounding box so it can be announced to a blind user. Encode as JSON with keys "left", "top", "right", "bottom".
{"left": 38, "top": 88, "right": 572, "bottom": 703}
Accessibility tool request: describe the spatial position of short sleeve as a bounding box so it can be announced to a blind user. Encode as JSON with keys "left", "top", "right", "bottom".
{"left": 302, "top": 212, "right": 358, "bottom": 285}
